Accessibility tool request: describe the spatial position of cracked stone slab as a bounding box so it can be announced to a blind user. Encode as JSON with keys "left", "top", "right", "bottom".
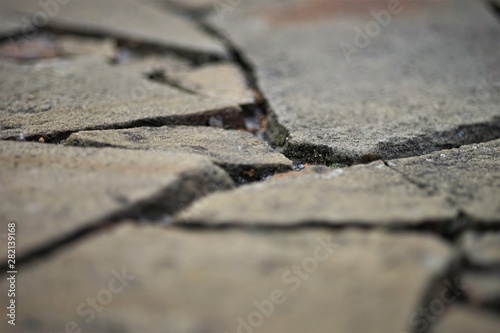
{"left": 390, "top": 140, "right": 500, "bottom": 223}
{"left": 0, "top": 225, "right": 454, "bottom": 333}
{"left": 430, "top": 306, "right": 500, "bottom": 333}
{"left": 0, "top": 141, "right": 233, "bottom": 259}
{"left": 66, "top": 126, "right": 292, "bottom": 180}
{"left": 176, "top": 140, "right": 499, "bottom": 226}
{"left": 2, "top": 0, "right": 226, "bottom": 58}
{"left": 459, "top": 231, "right": 500, "bottom": 267}
{"left": 176, "top": 160, "right": 456, "bottom": 226}
{"left": 0, "top": 56, "right": 249, "bottom": 140}
{"left": 208, "top": 0, "right": 500, "bottom": 164}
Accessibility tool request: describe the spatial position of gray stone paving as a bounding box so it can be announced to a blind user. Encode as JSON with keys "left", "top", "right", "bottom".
{"left": 0, "top": 0, "right": 499, "bottom": 332}
{"left": 207, "top": 0, "right": 500, "bottom": 164}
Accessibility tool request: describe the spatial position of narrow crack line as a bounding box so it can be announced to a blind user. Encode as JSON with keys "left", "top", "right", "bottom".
{"left": 0, "top": 219, "right": 122, "bottom": 273}
{"left": 382, "top": 159, "right": 430, "bottom": 191}
{"left": 145, "top": 68, "right": 206, "bottom": 96}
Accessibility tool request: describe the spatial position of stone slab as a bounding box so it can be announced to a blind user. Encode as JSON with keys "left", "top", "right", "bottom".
{"left": 2, "top": 0, "right": 226, "bottom": 57}
{"left": 176, "top": 140, "right": 499, "bottom": 226}
{"left": 0, "top": 141, "right": 233, "bottom": 259}
{"left": 0, "top": 225, "right": 454, "bottom": 333}
{"left": 459, "top": 232, "right": 500, "bottom": 267}
{"left": 430, "top": 306, "right": 500, "bottom": 333}
{"left": 0, "top": 56, "right": 248, "bottom": 140}
{"left": 66, "top": 126, "right": 292, "bottom": 180}
{"left": 390, "top": 140, "right": 500, "bottom": 223}
{"left": 176, "top": 160, "right": 456, "bottom": 226}
{"left": 207, "top": 0, "right": 500, "bottom": 164}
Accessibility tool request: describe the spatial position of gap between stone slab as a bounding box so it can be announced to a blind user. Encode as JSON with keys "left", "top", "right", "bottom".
{"left": 1, "top": 27, "right": 226, "bottom": 66}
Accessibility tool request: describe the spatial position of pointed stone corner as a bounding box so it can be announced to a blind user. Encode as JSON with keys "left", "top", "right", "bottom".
{"left": 207, "top": 0, "right": 500, "bottom": 164}
{"left": 0, "top": 141, "right": 233, "bottom": 259}
{"left": 0, "top": 225, "right": 455, "bottom": 333}
{"left": 66, "top": 126, "right": 292, "bottom": 180}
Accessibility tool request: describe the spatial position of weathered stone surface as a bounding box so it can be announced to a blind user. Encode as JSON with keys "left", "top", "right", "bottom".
{"left": 0, "top": 56, "right": 249, "bottom": 140}
{"left": 462, "top": 271, "right": 500, "bottom": 307}
{"left": 176, "top": 160, "right": 455, "bottom": 226}
{"left": 0, "top": 225, "right": 455, "bottom": 333}
{"left": 390, "top": 140, "right": 500, "bottom": 223}
{"left": 3, "top": 0, "right": 226, "bottom": 57}
{"left": 430, "top": 306, "right": 500, "bottom": 333}
{"left": 459, "top": 232, "right": 500, "bottom": 267}
{"left": 66, "top": 126, "right": 291, "bottom": 179}
{"left": 0, "top": 141, "right": 233, "bottom": 258}
{"left": 208, "top": 0, "right": 500, "bottom": 164}
{"left": 176, "top": 140, "right": 499, "bottom": 226}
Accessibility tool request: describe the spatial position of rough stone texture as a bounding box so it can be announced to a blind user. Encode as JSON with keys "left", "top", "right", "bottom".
{"left": 176, "top": 160, "right": 455, "bottom": 226}
{"left": 390, "top": 140, "right": 500, "bottom": 223}
{"left": 459, "top": 232, "right": 500, "bottom": 267}
{"left": 0, "top": 225, "right": 455, "bottom": 333}
{"left": 0, "top": 141, "right": 233, "bottom": 258}
{"left": 2, "top": 0, "right": 226, "bottom": 58}
{"left": 462, "top": 271, "right": 500, "bottom": 308}
{"left": 430, "top": 306, "right": 500, "bottom": 333}
{"left": 208, "top": 0, "right": 500, "bottom": 164}
{"left": 0, "top": 56, "right": 249, "bottom": 140}
{"left": 176, "top": 140, "right": 499, "bottom": 226}
{"left": 66, "top": 126, "right": 292, "bottom": 180}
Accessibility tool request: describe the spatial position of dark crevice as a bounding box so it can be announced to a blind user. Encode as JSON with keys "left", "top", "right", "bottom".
{"left": 1, "top": 106, "right": 246, "bottom": 143}
{"left": 194, "top": 19, "right": 289, "bottom": 148}
{"left": 410, "top": 255, "right": 465, "bottom": 333}
{"left": 488, "top": 0, "right": 500, "bottom": 20}
{"left": 0, "top": 26, "right": 225, "bottom": 66}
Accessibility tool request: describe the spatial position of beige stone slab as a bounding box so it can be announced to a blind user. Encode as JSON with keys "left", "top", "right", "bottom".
{"left": 0, "top": 225, "right": 455, "bottom": 333}
{"left": 0, "top": 57, "right": 247, "bottom": 140}
{"left": 0, "top": 141, "right": 233, "bottom": 258}
{"left": 66, "top": 126, "right": 292, "bottom": 180}
{"left": 176, "top": 160, "right": 456, "bottom": 226}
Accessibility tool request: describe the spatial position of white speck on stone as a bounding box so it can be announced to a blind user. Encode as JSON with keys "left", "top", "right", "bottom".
{"left": 425, "top": 158, "right": 434, "bottom": 163}
{"left": 17, "top": 133, "right": 25, "bottom": 141}
{"left": 324, "top": 169, "right": 344, "bottom": 179}
{"left": 387, "top": 162, "right": 396, "bottom": 167}
{"left": 440, "top": 154, "right": 447, "bottom": 158}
